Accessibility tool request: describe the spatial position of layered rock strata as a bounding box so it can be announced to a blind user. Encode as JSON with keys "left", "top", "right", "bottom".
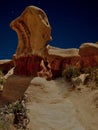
{"left": 13, "top": 55, "right": 42, "bottom": 76}
{"left": 10, "top": 6, "right": 52, "bottom": 58}
{"left": 10, "top": 6, "right": 52, "bottom": 76}
{"left": 10, "top": 5, "right": 98, "bottom": 78}
{"left": 46, "top": 46, "right": 80, "bottom": 78}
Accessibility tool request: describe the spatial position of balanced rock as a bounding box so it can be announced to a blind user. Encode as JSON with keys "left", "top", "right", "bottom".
{"left": 10, "top": 6, "right": 52, "bottom": 76}
{"left": 79, "top": 42, "right": 98, "bottom": 67}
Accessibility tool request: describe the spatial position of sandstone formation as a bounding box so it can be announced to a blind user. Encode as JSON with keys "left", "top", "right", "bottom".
{"left": 10, "top": 5, "right": 98, "bottom": 78}
{"left": 13, "top": 55, "right": 42, "bottom": 76}
{"left": 37, "top": 59, "right": 52, "bottom": 80}
{"left": 10, "top": 6, "right": 52, "bottom": 58}
{"left": 46, "top": 45, "right": 80, "bottom": 78}
{"left": 1, "top": 75, "right": 32, "bottom": 104}
{"left": 10, "top": 6, "right": 52, "bottom": 76}
{"left": 0, "top": 60, "right": 14, "bottom": 74}
{"left": 79, "top": 42, "right": 98, "bottom": 67}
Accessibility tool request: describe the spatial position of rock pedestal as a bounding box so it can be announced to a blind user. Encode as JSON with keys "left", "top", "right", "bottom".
{"left": 13, "top": 55, "right": 42, "bottom": 76}
{"left": 10, "top": 6, "right": 52, "bottom": 76}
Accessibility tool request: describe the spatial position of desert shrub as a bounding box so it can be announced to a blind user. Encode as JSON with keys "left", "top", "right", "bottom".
{"left": 0, "top": 70, "right": 4, "bottom": 75}
{"left": 0, "top": 70, "right": 6, "bottom": 91}
{"left": 0, "top": 106, "right": 11, "bottom": 130}
{"left": 95, "top": 75, "right": 98, "bottom": 87}
{"left": 0, "top": 118, "right": 10, "bottom": 130}
{"left": 72, "top": 78, "right": 82, "bottom": 86}
{"left": 0, "top": 96, "right": 29, "bottom": 130}
{"left": 81, "top": 67, "right": 92, "bottom": 74}
{"left": 0, "top": 70, "right": 6, "bottom": 83}
{"left": 82, "top": 67, "right": 98, "bottom": 79}
{"left": 0, "top": 77, "right": 6, "bottom": 85}
{"left": 82, "top": 67, "right": 98, "bottom": 88}
{"left": 62, "top": 65, "right": 80, "bottom": 81}
{"left": 8, "top": 98, "right": 29, "bottom": 129}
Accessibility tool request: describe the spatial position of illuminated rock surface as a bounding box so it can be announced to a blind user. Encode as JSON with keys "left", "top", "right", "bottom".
{"left": 10, "top": 6, "right": 51, "bottom": 58}
{"left": 10, "top": 6, "right": 52, "bottom": 76}
{"left": 10, "top": 6, "right": 98, "bottom": 77}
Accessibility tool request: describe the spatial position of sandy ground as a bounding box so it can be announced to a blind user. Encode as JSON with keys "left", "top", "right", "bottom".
{"left": 1, "top": 75, "right": 98, "bottom": 130}
{"left": 69, "top": 87, "right": 98, "bottom": 130}
{"left": 25, "top": 77, "right": 98, "bottom": 130}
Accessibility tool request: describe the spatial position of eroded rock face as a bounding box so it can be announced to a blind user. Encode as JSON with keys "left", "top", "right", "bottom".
{"left": 0, "top": 60, "right": 14, "bottom": 74}
{"left": 46, "top": 46, "right": 80, "bottom": 78}
{"left": 10, "top": 6, "right": 52, "bottom": 76}
{"left": 10, "top": 6, "right": 52, "bottom": 58}
{"left": 79, "top": 43, "right": 98, "bottom": 67}
{"left": 13, "top": 55, "right": 42, "bottom": 76}
{"left": 10, "top": 5, "right": 98, "bottom": 78}
{"left": 10, "top": 5, "right": 81, "bottom": 78}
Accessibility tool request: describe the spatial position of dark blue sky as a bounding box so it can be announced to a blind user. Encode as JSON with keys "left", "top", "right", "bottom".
{"left": 0, "top": 0, "right": 98, "bottom": 59}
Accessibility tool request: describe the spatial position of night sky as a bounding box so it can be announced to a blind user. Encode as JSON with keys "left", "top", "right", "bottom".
{"left": 0, "top": 0, "right": 98, "bottom": 59}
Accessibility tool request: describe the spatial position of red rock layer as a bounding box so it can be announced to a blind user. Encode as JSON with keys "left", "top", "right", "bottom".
{"left": 13, "top": 55, "right": 42, "bottom": 76}
{"left": 50, "top": 58, "right": 63, "bottom": 79}
{"left": 48, "top": 56, "right": 80, "bottom": 79}
{"left": 81, "top": 55, "right": 98, "bottom": 68}
{"left": 79, "top": 43, "right": 98, "bottom": 68}
{"left": 62, "top": 57, "right": 80, "bottom": 71}
{"left": 12, "top": 43, "right": 98, "bottom": 78}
